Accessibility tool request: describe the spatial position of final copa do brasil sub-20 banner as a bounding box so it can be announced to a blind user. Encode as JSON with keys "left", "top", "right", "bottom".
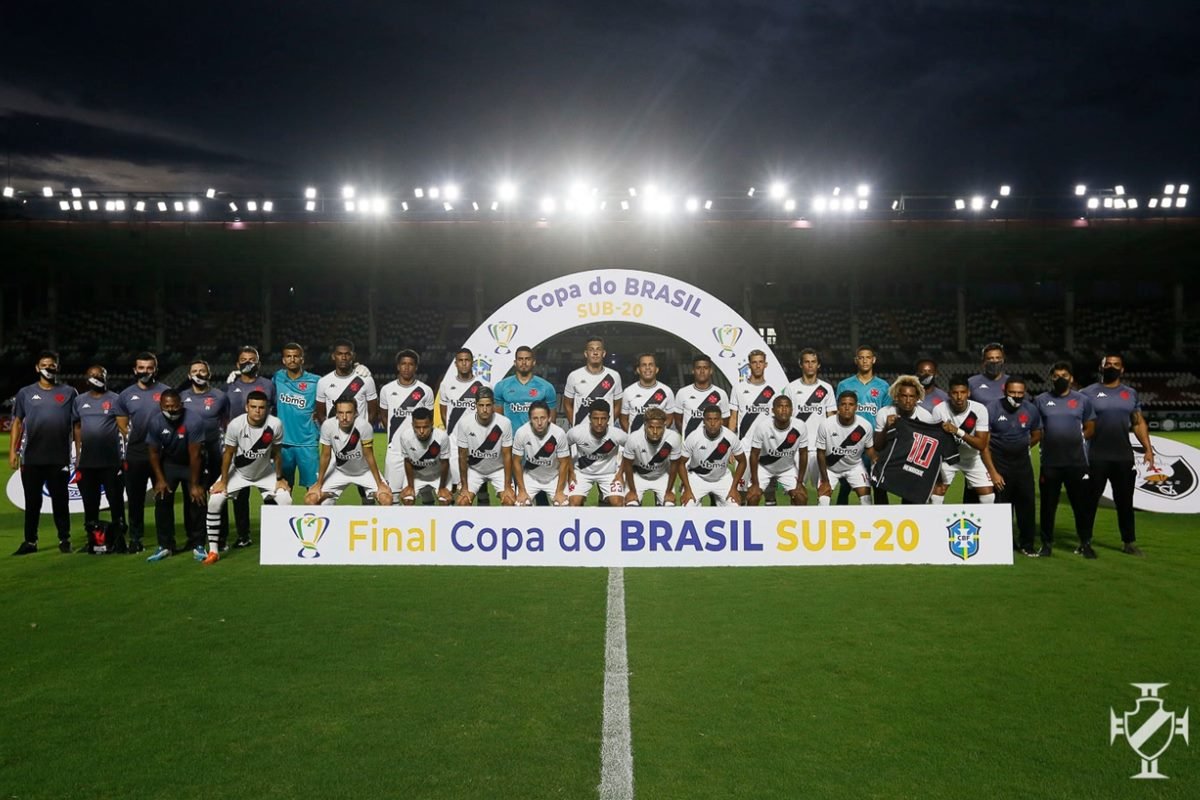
{"left": 260, "top": 506, "right": 1013, "bottom": 567}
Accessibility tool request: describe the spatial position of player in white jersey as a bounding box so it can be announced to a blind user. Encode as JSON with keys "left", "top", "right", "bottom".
{"left": 783, "top": 348, "right": 837, "bottom": 491}
{"left": 620, "top": 406, "right": 682, "bottom": 506}
{"left": 874, "top": 375, "right": 938, "bottom": 451}
{"left": 397, "top": 407, "right": 452, "bottom": 505}
{"left": 567, "top": 399, "right": 629, "bottom": 505}
{"left": 730, "top": 350, "right": 782, "bottom": 440}
{"left": 562, "top": 336, "right": 623, "bottom": 428}
{"left": 675, "top": 354, "right": 731, "bottom": 438}
{"left": 931, "top": 375, "right": 1003, "bottom": 502}
{"left": 315, "top": 339, "right": 379, "bottom": 423}
{"left": 511, "top": 401, "right": 571, "bottom": 506}
{"left": 201, "top": 391, "right": 291, "bottom": 564}
{"left": 815, "top": 391, "right": 876, "bottom": 505}
{"left": 620, "top": 353, "right": 676, "bottom": 432}
{"left": 439, "top": 347, "right": 487, "bottom": 492}
{"left": 307, "top": 399, "right": 391, "bottom": 506}
{"left": 379, "top": 349, "right": 435, "bottom": 494}
{"left": 679, "top": 405, "right": 746, "bottom": 507}
{"left": 455, "top": 387, "right": 515, "bottom": 505}
{"left": 747, "top": 395, "right": 809, "bottom": 505}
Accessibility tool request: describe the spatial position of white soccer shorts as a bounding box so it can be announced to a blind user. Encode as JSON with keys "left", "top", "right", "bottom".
{"left": 569, "top": 472, "right": 623, "bottom": 499}
{"left": 320, "top": 470, "right": 382, "bottom": 504}
{"left": 939, "top": 459, "right": 992, "bottom": 489}
{"left": 208, "top": 472, "right": 293, "bottom": 511}
{"left": 519, "top": 474, "right": 566, "bottom": 505}
{"left": 384, "top": 450, "right": 410, "bottom": 493}
{"left": 685, "top": 472, "right": 739, "bottom": 506}
{"left": 828, "top": 463, "right": 871, "bottom": 490}
{"left": 626, "top": 472, "right": 675, "bottom": 506}
{"left": 401, "top": 476, "right": 449, "bottom": 504}
{"left": 466, "top": 468, "right": 510, "bottom": 497}
{"left": 746, "top": 464, "right": 799, "bottom": 493}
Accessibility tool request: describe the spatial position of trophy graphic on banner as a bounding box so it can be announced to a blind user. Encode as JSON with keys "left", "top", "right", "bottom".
{"left": 289, "top": 513, "right": 330, "bottom": 559}
{"left": 712, "top": 324, "right": 743, "bottom": 358}
{"left": 488, "top": 321, "right": 518, "bottom": 354}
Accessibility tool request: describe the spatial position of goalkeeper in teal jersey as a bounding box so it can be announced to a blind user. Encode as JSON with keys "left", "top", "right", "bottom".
{"left": 273, "top": 343, "right": 321, "bottom": 490}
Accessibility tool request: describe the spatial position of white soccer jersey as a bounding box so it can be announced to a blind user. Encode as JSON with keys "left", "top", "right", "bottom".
{"left": 749, "top": 417, "right": 809, "bottom": 478}
{"left": 622, "top": 381, "right": 676, "bottom": 432}
{"left": 732, "top": 380, "right": 783, "bottom": 440}
{"left": 438, "top": 375, "right": 487, "bottom": 436}
{"left": 379, "top": 379, "right": 434, "bottom": 446}
{"left": 563, "top": 366, "right": 623, "bottom": 427}
{"left": 317, "top": 371, "right": 378, "bottom": 419}
{"left": 622, "top": 427, "right": 682, "bottom": 481}
{"left": 222, "top": 413, "right": 284, "bottom": 482}
{"left": 874, "top": 404, "right": 936, "bottom": 432}
{"left": 456, "top": 413, "right": 513, "bottom": 476}
{"left": 568, "top": 423, "right": 629, "bottom": 477}
{"left": 815, "top": 415, "right": 874, "bottom": 477}
{"left": 397, "top": 426, "right": 451, "bottom": 483}
{"left": 675, "top": 384, "right": 731, "bottom": 437}
{"left": 783, "top": 378, "right": 836, "bottom": 451}
{"left": 513, "top": 422, "right": 570, "bottom": 485}
{"left": 319, "top": 416, "right": 375, "bottom": 478}
{"left": 682, "top": 427, "right": 744, "bottom": 481}
{"left": 933, "top": 400, "right": 990, "bottom": 467}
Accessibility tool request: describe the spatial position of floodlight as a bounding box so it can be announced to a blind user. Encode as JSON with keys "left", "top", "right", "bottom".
{"left": 104, "top": 200, "right": 114, "bottom": 211}
{"left": 1074, "top": 184, "right": 1086, "bottom": 196}
{"left": 1149, "top": 198, "right": 1158, "bottom": 209}
{"left": 304, "top": 187, "right": 317, "bottom": 199}
{"left": 71, "top": 187, "right": 82, "bottom": 198}
{"left": 643, "top": 183, "right": 658, "bottom": 197}
{"left": 1086, "top": 197, "right": 1100, "bottom": 209}
{"left": 829, "top": 198, "right": 841, "bottom": 211}
{"left": 2, "top": 186, "right": 13, "bottom": 198}
{"left": 497, "top": 182, "right": 517, "bottom": 202}
{"left": 489, "top": 201, "right": 498, "bottom": 211}
{"left": 134, "top": 200, "right": 146, "bottom": 212}
{"left": 205, "top": 188, "right": 216, "bottom": 199}
{"left": 263, "top": 201, "right": 274, "bottom": 212}
{"left": 429, "top": 186, "right": 441, "bottom": 199}
{"left": 954, "top": 198, "right": 966, "bottom": 210}
{"left": 173, "top": 201, "right": 184, "bottom": 212}
{"left": 43, "top": 186, "right": 53, "bottom": 197}
{"left": 116, "top": 200, "right": 126, "bottom": 211}
{"left": 72, "top": 200, "right": 83, "bottom": 211}
{"left": 1114, "top": 198, "right": 1127, "bottom": 209}
{"left": 857, "top": 183, "right": 870, "bottom": 198}
{"left": 686, "top": 197, "right": 699, "bottom": 212}
{"left": 1164, "top": 184, "right": 1175, "bottom": 195}
{"left": 783, "top": 198, "right": 796, "bottom": 212}
{"left": 620, "top": 200, "right": 630, "bottom": 211}
{"left": 990, "top": 199, "right": 999, "bottom": 210}
{"left": 769, "top": 181, "right": 786, "bottom": 199}
{"left": 1000, "top": 185, "right": 1011, "bottom": 197}
{"left": 247, "top": 200, "right": 258, "bottom": 212}
{"left": 305, "top": 200, "right": 315, "bottom": 211}
{"left": 1178, "top": 197, "right": 1188, "bottom": 208}
{"left": 89, "top": 200, "right": 99, "bottom": 211}
{"left": 414, "top": 187, "right": 425, "bottom": 199}
{"left": 858, "top": 199, "right": 869, "bottom": 210}
{"left": 540, "top": 196, "right": 557, "bottom": 214}
{"left": 1180, "top": 184, "right": 1190, "bottom": 195}
{"left": 185, "top": 199, "right": 198, "bottom": 213}
{"left": 157, "top": 201, "right": 168, "bottom": 211}
{"left": 1162, "top": 197, "right": 1173, "bottom": 208}
{"left": 472, "top": 201, "right": 479, "bottom": 211}
{"left": 891, "top": 200, "right": 899, "bottom": 210}
{"left": 358, "top": 199, "right": 372, "bottom": 213}
{"left": 599, "top": 200, "right": 607, "bottom": 211}
{"left": 1128, "top": 199, "right": 1138, "bottom": 209}
{"left": 970, "top": 196, "right": 984, "bottom": 211}
{"left": 1114, "top": 185, "right": 1125, "bottom": 196}
{"left": 58, "top": 200, "right": 70, "bottom": 211}
{"left": 344, "top": 200, "right": 355, "bottom": 212}
{"left": 747, "top": 187, "right": 755, "bottom": 197}
{"left": 1102, "top": 197, "right": 1113, "bottom": 208}
{"left": 443, "top": 202, "right": 453, "bottom": 212}
{"left": 342, "top": 185, "right": 356, "bottom": 199}
{"left": 704, "top": 199, "right": 713, "bottom": 210}
{"left": 443, "top": 184, "right": 460, "bottom": 201}
{"left": 401, "top": 201, "right": 409, "bottom": 211}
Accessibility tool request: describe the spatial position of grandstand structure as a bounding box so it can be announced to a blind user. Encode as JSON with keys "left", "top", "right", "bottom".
{"left": 1, "top": 217, "right": 1198, "bottom": 408}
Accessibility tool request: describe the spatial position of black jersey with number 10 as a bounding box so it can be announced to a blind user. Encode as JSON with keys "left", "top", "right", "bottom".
{"left": 870, "top": 418, "right": 960, "bottom": 504}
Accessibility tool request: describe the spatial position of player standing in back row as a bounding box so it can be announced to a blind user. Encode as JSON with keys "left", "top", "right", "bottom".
{"left": 783, "top": 348, "right": 837, "bottom": 499}
{"left": 562, "top": 336, "right": 623, "bottom": 428}
{"left": 439, "top": 347, "right": 487, "bottom": 495}
{"left": 379, "top": 349, "right": 434, "bottom": 497}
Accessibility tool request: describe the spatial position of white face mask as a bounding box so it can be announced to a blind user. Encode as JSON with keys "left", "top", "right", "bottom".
{"left": 191, "top": 374, "right": 210, "bottom": 387}
{"left": 87, "top": 376, "right": 107, "bottom": 390}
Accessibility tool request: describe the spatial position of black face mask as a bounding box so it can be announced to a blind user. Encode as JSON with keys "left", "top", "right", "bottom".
{"left": 135, "top": 370, "right": 156, "bottom": 384}
{"left": 1052, "top": 376, "right": 1070, "bottom": 394}
{"left": 38, "top": 367, "right": 58, "bottom": 382}
{"left": 1101, "top": 366, "right": 1122, "bottom": 383}
{"left": 87, "top": 376, "right": 107, "bottom": 390}
{"left": 984, "top": 362, "right": 1004, "bottom": 378}
{"left": 918, "top": 374, "right": 934, "bottom": 387}
{"left": 191, "top": 374, "right": 210, "bottom": 387}
{"left": 1004, "top": 396, "right": 1022, "bottom": 411}
{"left": 239, "top": 362, "right": 259, "bottom": 377}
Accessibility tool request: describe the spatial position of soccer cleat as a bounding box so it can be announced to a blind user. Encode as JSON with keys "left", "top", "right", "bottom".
{"left": 1122, "top": 543, "right": 1144, "bottom": 557}
{"left": 234, "top": 537, "right": 253, "bottom": 549}
{"left": 146, "top": 546, "right": 172, "bottom": 562}
{"left": 12, "top": 541, "right": 38, "bottom": 556}
{"left": 127, "top": 538, "right": 145, "bottom": 554}
{"left": 1075, "top": 542, "right": 1098, "bottom": 559}
{"left": 58, "top": 539, "right": 72, "bottom": 553}
{"left": 201, "top": 551, "right": 220, "bottom": 566}
{"left": 193, "top": 546, "right": 207, "bottom": 561}
{"left": 1020, "top": 547, "right": 1040, "bottom": 558}
{"left": 1037, "top": 544, "right": 1052, "bottom": 558}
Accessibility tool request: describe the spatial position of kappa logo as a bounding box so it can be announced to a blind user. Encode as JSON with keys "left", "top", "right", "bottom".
{"left": 289, "top": 513, "right": 330, "bottom": 559}
{"left": 946, "top": 513, "right": 982, "bottom": 560}
{"left": 1110, "top": 683, "right": 1189, "bottom": 779}
{"left": 712, "top": 324, "right": 743, "bottom": 358}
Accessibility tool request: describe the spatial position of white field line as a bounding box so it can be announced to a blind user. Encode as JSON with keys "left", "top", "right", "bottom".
{"left": 598, "top": 567, "right": 634, "bottom": 800}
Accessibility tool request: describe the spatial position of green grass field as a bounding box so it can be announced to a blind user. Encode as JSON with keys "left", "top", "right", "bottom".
{"left": 2, "top": 433, "right": 1197, "bottom": 798}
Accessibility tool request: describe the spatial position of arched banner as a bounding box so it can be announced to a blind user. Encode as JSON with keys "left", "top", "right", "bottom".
{"left": 446, "top": 269, "right": 788, "bottom": 389}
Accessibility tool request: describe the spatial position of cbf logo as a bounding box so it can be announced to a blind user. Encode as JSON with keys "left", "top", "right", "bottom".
{"left": 737, "top": 360, "right": 751, "bottom": 383}
{"left": 487, "top": 321, "right": 518, "bottom": 354}
{"left": 712, "top": 324, "right": 742, "bottom": 358}
{"left": 946, "top": 514, "right": 981, "bottom": 560}
{"left": 473, "top": 356, "right": 493, "bottom": 383}
{"left": 1110, "top": 683, "right": 1189, "bottom": 779}
{"left": 289, "top": 513, "right": 330, "bottom": 559}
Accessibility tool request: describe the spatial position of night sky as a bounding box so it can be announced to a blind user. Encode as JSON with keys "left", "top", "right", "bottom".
{"left": 3, "top": 1, "right": 1197, "bottom": 196}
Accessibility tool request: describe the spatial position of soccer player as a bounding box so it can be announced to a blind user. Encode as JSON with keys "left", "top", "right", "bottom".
{"left": 118, "top": 352, "right": 170, "bottom": 553}
{"left": 202, "top": 391, "right": 291, "bottom": 564}
{"left": 930, "top": 375, "right": 1004, "bottom": 504}
{"left": 316, "top": 339, "right": 379, "bottom": 423}
{"left": 730, "top": 349, "right": 781, "bottom": 440}
{"left": 679, "top": 405, "right": 746, "bottom": 507}
{"left": 675, "top": 354, "right": 731, "bottom": 437}
{"left": 273, "top": 342, "right": 321, "bottom": 498}
{"left": 968, "top": 343, "right": 1009, "bottom": 405}
{"left": 620, "top": 406, "right": 682, "bottom": 506}
{"left": 874, "top": 375, "right": 937, "bottom": 451}
{"left": 306, "top": 398, "right": 392, "bottom": 506}
{"left": 562, "top": 336, "right": 623, "bottom": 428}
{"left": 9, "top": 351, "right": 77, "bottom": 555}
{"left": 815, "top": 392, "right": 875, "bottom": 506}
{"left": 379, "top": 348, "right": 435, "bottom": 496}
{"left": 987, "top": 376, "right": 1043, "bottom": 556}
{"left": 747, "top": 394, "right": 809, "bottom": 506}
{"left": 397, "top": 407, "right": 453, "bottom": 505}
{"left": 1080, "top": 353, "right": 1155, "bottom": 556}
{"left": 835, "top": 346, "right": 890, "bottom": 504}
{"left": 181, "top": 359, "right": 231, "bottom": 546}
{"left": 915, "top": 359, "right": 950, "bottom": 413}
{"left": 73, "top": 365, "right": 128, "bottom": 543}
{"left": 145, "top": 390, "right": 207, "bottom": 561}
{"left": 439, "top": 347, "right": 487, "bottom": 493}
{"left": 783, "top": 348, "right": 836, "bottom": 497}
{"left": 225, "top": 346, "right": 275, "bottom": 546}
{"left": 512, "top": 400, "right": 570, "bottom": 506}
{"left": 1035, "top": 362, "right": 1096, "bottom": 557}
{"left": 455, "top": 387, "right": 515, "bottom": 506}
{"left": 567, "top": 399, "right": 629, "bottom": 506}
{"left": 494, "top": 346, "right": 557, "bottom": 431}
{"left": 620, "top": 353, "right": 676, "bottom": 433}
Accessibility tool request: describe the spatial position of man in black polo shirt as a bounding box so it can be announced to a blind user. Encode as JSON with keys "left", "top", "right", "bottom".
{"left": 986, "top": 376, "right": 1042, "bottom": 556}
{"left": 1081, "top": 353, "right": 1155, "bottom": 556}
{"left": 10, "top": 351, "right": 78, "bottom": 554}
{"left": 118, "top": 352, "right": 171, "bottom": 553}
{"left": 1035, "top": 362, "right": 1097, "bottom": 557}
{"left": 144, "top": 390, "right": 207, "bottom": 562}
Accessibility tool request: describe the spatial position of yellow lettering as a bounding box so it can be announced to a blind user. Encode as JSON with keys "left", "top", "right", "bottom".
{"left": 832, "top": 520, "right": 855, "bottom": 551}
{"left": 776, "top": 520, "right": 797, "bottom": 551}
{"left": 802, "top": 519, "right": 826, "bottom": 551}
{"left": 349, "top": 519, "right": 368, "bottom": 551}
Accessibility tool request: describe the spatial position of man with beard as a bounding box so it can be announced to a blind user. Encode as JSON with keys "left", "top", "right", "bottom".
{"left": 495, "top": 346, "right": 557, "bottom": 431}
{"left": 307, "top": 399, "right": 392, "bottom": 506}
{"left": 620, "top": 353, "right": 675, "bottom": 433}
